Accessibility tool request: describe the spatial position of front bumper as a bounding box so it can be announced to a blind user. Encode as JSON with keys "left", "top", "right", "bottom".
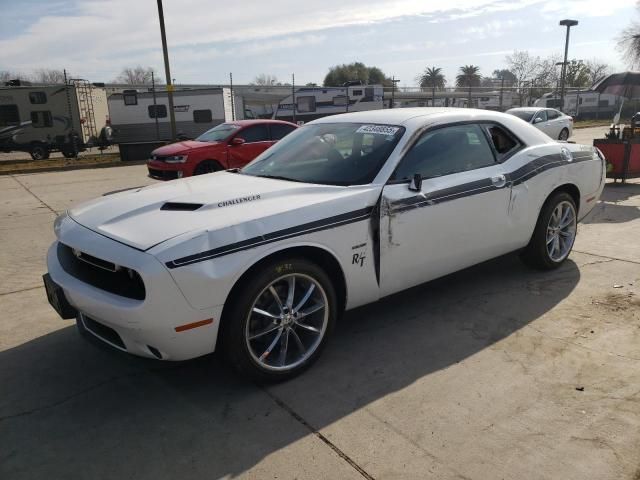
{"left": 147, "top": 160, "right": 186, "bottom": 180}
{"left": 46, "top": 216, "right": 224, "bottom": 360}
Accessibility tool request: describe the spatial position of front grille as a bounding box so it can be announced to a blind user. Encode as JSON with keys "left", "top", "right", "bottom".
{"left": 148, "top": 167, "right": 179, "bottom": 180}
{"left": 57, "top": 243, "right": 146, "bottom": 300}
{"left": 81, "top": 315, "right": 126, "bottom": 350}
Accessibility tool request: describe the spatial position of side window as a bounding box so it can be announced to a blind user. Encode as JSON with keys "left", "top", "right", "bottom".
{"left": 123, "top": 93, "right": 137, "bottom": 106}
{"left": 547, "top": 110, "right": 560, "bottom": 120}
{"left": 296, "top": 96, "right": 316, "bottom": 113}
{"left": 0, "top": 105, "right": 20, "bottom": 126}
{"left": 486, "top": 124, "right": 520, "bottom": 161}
{"left": 29, "top": 92, "right": 47, "bottom": 104}
{"left": 239, "top": 124, "right": 269, "bottom": 143}
{"left": 394, "top": 124, "right": 496, "bottom": 180}
{"left": 148, "top": 104, "right": 167, "bottom": 118}
{"left": 270, "top": 124, "right": 296, "bottom": 140}
{"left": 30, "top": 111, "right": 53, "bottom": 128}
{"left": 533, "top": 110, "right": 547, "bottom": 123}
{"left": 193, "top": 109, "right": 212, "bottom": 123}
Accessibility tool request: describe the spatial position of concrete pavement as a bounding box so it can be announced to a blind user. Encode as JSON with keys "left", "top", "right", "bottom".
{"left": 1, "top": 163, "right": 639, "bottom": 480}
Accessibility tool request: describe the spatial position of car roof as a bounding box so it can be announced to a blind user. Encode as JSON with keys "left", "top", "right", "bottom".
{"left": 507, "top": 107, "right": 541, "bottom": 113}
{"left": 310, "top": 107, "right": 456, "bottom": 126}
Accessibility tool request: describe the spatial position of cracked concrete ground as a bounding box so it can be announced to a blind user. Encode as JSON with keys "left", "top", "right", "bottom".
{"left": 1, "top": 157, "right": 639, "bottom": 479}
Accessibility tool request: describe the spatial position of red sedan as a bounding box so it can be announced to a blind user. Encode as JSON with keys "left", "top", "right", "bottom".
{"left": 147, "top": 120, "right": 298, "bottom": 180}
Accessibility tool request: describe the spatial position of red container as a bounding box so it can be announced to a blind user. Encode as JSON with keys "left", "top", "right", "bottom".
{"left": 593, "top": 139, "right": 640, "bottom": 181}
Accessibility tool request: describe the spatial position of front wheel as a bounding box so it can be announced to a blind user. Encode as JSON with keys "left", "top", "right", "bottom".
{"left": 30, "top": 145, "right": 49, "bottom": 160}
{"left": 520, "top": 192, "right": 577, "bottom": 270}
{"left": 193, "top": 160, "right": 222, "bottom": 175}
{"left": 221, "top": 258, "right": 337, "bottom": 382}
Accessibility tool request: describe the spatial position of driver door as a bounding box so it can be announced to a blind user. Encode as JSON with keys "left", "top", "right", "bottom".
{"left": 227, "top": 124, "right": 274, "bottom": 168}
{"left": 379, "top": 123, "right": 515, "bottom": 297}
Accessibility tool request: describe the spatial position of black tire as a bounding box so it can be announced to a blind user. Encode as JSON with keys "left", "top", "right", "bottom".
{"left": 520, "top": 191, "right": 577, "bottom": 270}
{"left": 30, "top": 144, "right": 49, "bottom": 160}
{"left": 220, "top": 257, "right": 337, "bottom": 382}
{"left": 62, "top": 148, "right": 78, "bottom": 159}
{"left": 558, "top": 128, "right": 569, "bottom": 141}
{"left": 193, "top": 160, "right": 222, "bottom": 175}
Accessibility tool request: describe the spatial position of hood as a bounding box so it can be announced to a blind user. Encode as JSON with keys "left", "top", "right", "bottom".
{"left": 152, "top": 140, "right": 221, "bottom": 156}
{"left": 68, "top": 172, "right": 375, "bottom": 251}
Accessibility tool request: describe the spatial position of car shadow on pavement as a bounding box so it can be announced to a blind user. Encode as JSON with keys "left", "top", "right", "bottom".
{"left": 0, "top": 254, "right": 580, "bottom": 479}
{"left": 582, "top": 182, "right": 640, "bottom": 225}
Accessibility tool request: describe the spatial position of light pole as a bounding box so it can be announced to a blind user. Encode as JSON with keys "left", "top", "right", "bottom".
{"left": 559, "top": 19, "right": 578, "bottom": 113}
{"left": 157, "top": 0, "right": 176, "bottom": 141}
{"left": 390, "top": 77, "right": 400, "bottom": 109}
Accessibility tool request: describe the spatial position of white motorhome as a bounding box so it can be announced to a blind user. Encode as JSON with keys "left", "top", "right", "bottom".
{"left": 269, "top": 85, "right": 384, "bottom": 123}
{"left": 107, "top": 87, "right": 237, "bottom": 143}
{"left": 0, "top": 80, "right": 109, "bottom": 159}
{"left": 534, "top": 91, "right": 620, "bottom": 118}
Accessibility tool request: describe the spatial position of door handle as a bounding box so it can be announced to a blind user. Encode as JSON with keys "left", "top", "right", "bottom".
{"left": 491, "top": 174, "right": 506, "bottom": 188}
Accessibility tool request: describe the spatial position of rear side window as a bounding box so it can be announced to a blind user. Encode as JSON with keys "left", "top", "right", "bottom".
{"left": 193, "top": 109, "right": 212, "bottom": 123}
{"left": 0, "top": 105, "right": 20, "bottom": 126}
{"left": 30, "top": 111, "right": 53, "bottom": 128}
{"left": 395, "top": 124, "right": 496, "bottom": 180}
{"left": 547, "top": 110, "right": 560, "bottom": 120}
{"left": 270, "top": 123, "right": 296, "bottom": 140}
{"left": 239, "top": 124, "right": 269, "bottom": 143}
{"left": 486, "top": 124, "right": 520, "bottom": 161}
{"left": 148, "top": 104, "right": 167, "bottom": 118}
{"left": 29, "top": 92, "right": 47, "bottom": 104}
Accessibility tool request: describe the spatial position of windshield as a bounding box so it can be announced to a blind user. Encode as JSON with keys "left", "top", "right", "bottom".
{"left": 507, "top": 110, "right": 535, "bottom": 122}
{"left": 196, "top": 123, "right": 240, "bottom": 142}
{"left": 241, "top": 123, "right": 405, "bottom": 186}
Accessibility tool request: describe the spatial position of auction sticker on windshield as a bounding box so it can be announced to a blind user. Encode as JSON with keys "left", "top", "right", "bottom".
{"left": 356, "top": 125, "right": 400, "bottom": 135}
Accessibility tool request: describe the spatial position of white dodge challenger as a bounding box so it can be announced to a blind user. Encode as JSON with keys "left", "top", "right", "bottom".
{"left": 44, "top": 108, "right": 605, "bottom": 380}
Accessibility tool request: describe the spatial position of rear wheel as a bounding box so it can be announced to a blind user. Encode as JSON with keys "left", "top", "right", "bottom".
{"left": 520, "top": 192, "right": 577, "bottom": 270}
{"left": 61, "top": 148, "right": 78, "bottom": 158}
{"left": 221, "top": 258, "right": 337, "bottom": 382}
{"left": 193, "top": 160, "right": 222, "bottom": 175}
{"left": 30, "top": 144, "right": 49, "bottom": 160}
{"left": 558, "top": 128, "right": 569, "bottom": 141}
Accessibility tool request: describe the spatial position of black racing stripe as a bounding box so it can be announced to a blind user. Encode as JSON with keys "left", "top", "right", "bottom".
{"left": 390, "top": 178, "right": 496, "bottom": 213}
{"left": 166, "top": 207, "right": 374, "bottom": 268}
{"left": 389, "top": 151, "right": 595, "bottom": 213}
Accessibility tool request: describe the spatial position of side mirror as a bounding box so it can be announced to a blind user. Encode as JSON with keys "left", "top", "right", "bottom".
{"left": 533, "top": 117, "right": 544, "bottom": 124}
{"left": 408, "top": 173, "right": 422, "bottom": 192}
{"left": 231, "top": 137, "right": 245, "bottom": 146}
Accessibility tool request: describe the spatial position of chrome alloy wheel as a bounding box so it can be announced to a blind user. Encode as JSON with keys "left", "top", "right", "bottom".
{"left": 245, "top": 274, "right": 328, "bottom": 371}
{"left": 546, "top": 200, "right": 576, "bottom": 262}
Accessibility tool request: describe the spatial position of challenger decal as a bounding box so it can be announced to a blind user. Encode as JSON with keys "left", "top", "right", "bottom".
{"left": 217, "top": 194, "right": 261, "bottom": 208}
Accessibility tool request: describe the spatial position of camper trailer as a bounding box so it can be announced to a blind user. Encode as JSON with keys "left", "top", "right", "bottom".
{"left": 534, "top": 91, "right": 619, "bottom": 118}
{"left": 0, "top": 80, "right": 109, "bottom": 159}
{"left": 270, "top": 85, "right": 384, "bottom": 123}
{"left": 107, "top": 87, "right": 237, "bottom": 143}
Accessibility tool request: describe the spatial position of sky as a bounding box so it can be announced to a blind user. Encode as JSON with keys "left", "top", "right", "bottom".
{"left": 0, "top": 0, "right": 637, "bottom": 86}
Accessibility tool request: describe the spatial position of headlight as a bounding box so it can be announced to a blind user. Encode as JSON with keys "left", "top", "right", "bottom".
{"left": 164, "top": 155, "right": 188, "bottom": 163}
{"left": 53, "top": 211, "right": 68, "bottom": 236}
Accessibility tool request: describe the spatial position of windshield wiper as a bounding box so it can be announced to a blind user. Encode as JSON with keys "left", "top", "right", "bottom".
{"left": 253, "top": 174, "right": 306, "bottom": 183}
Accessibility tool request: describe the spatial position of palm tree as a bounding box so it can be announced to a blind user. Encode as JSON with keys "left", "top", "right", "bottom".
{"left": 456, "top": 65, "right": 481, "bottom": 107}
{"left": 417, "top": 66, "right": 446, "bottom": 106}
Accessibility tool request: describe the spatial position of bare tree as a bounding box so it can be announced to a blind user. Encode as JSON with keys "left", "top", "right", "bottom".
{"left": 505, "top": 50, "right": 540, "bottom": 88}
{"left": 0, "top": 70, "right": 29, "bottom": 84}
{"left": 33, "top": 68, "right": 66, "bottom": 84}
{"left": 252, "top": 74, "right": 279, "bottom": 86}
{"left": 584, "top": 59, "right": 610, "bottom": 85}
{"left": 618, "top": 8, "right": 640, "bottom": 68}
{"left": 114, "top": 66, "right": 159, "bottom": 84}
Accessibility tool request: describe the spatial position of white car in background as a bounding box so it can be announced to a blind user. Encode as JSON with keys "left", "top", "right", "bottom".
{"left": 44, "top": 108, "right": 605, "bottom": 381}
{"left": 507, "top": 107, "right": 573, "bottom": 141}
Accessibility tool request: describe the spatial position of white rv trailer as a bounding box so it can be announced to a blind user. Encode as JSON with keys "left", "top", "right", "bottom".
{"left": 533, "top": 91, "right": 620, "bottom": 118}
{"left": 269, "top": 85, "right": 384, "bottom": 123}
{"left": 107, "top": 87, "right": 237, "bottom": 143}
{"left": 0, "top": 80, "right": 109, "bottom": 159}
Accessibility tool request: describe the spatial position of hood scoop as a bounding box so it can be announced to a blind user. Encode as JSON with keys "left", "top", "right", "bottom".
{"left": 160, "top": 202, "right": 204, "bottom": 211}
